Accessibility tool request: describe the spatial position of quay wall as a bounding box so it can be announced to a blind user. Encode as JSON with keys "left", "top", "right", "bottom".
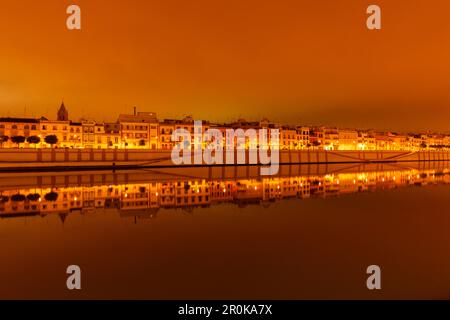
{"left": 0, "top": 148, "right": 449, "bottom": 170}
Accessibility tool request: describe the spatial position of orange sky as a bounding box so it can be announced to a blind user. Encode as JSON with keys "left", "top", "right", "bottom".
{"left": 1, "top": 0, "right": 450, "bottom": 132}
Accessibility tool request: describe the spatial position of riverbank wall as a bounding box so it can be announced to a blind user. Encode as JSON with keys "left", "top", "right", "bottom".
{"left": 0, "top": 148, "right": 449, "bottom": 172}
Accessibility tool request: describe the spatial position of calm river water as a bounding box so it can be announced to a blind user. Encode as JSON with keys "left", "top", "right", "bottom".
{"left": 1, "top": 163, "right": 450, "bottom": 299}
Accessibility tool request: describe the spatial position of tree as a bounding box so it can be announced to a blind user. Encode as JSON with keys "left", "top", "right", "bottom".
{"left": 311, "top": 140, "right": 321, "bottom": 148}
{"left": 44, "top": 191, "right": 59, "bottom": 202}
{"left": 0, "top": 135, "right": 9, "bottom": 148}
{"left": 27, "top": 135, "right": 41, "bottom": 147}
{"left": 139, "top": 139, "right": 146, "bottom": 147}
{"left": 420, "top": 142, "right": 427, "bottom": 150}
{"left": 11, "top": 135, "right": 26, "bottom": 147}
{"left": 11, "top": 194, "right": 26, "bottom": 202}
{"left": 44, "top": 135, "right": 58, "bottom": 148}
{"left": 27, "top": 193, "right": 41, "bottom": 201}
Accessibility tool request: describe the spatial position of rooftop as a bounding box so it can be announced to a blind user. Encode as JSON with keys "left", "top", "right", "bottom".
{"left": 0, "top": 117, "right": 40, "bottom": 123}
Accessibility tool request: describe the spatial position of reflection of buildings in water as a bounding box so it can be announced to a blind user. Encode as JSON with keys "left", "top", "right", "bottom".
{"left": 1, "top": 168, "right": 450, "bottom": 220}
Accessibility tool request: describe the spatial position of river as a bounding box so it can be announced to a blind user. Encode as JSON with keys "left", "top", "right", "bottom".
{"left": 0, "top": 163, "right": 449, "bottom": 299}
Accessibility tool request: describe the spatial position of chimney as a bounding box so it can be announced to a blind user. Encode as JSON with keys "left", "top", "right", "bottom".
{"left": 133, "top": 106, "right": 137, "bottom": 116}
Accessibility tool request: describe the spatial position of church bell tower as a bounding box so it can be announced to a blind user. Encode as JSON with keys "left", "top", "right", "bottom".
{"left": 57, "top": 101, "right": 69, "bottom": 121}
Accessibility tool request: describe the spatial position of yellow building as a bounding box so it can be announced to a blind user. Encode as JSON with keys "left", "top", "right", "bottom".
{"left": 159, "top": 119, "right": 176, "bottom": 150}
{"left": 104, "top": 123, "right": 121, "bottom": 149}
{"left": 68, "top": 122, "right": 83, "bottom": 148}
{"left": 118, "top": 111, "right": 159, "bottom": 149}
{"left": 0, "top": 117, "right": 41, "bottom": 148}
{"left": 296, "top": 126, "right": 310, "bottom": 149}
{"left": 279, "top": 126, "right": 298, "bottom": 150}
{"left": 428, "top": 135, "right": 446, "bottom": 149}
{"left": 389, "top": 133, "right": 408, "bottom": 150}
{"left": 40, "top": 119, "right": 71, "bottom": 148}
{"left": 1, "top": 103, "right": 449, "bottom": 152}
{"left": 323, "top": 128, "right": 339, "bottom": 150}
{"left": 174, "top": 116, "right": 210, "bottom": 150}
{"left": 338, "top": 129, "right": 359, "bottom": 150}
{"left": 81, "top": 120, "right": 96, "bottom": 148}
{"left": 94, "top": 123, "right": 108, "bottom": 148}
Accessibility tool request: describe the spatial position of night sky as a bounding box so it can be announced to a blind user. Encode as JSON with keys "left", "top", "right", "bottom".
{"left": 1, "top": 0, "right": 450, "bottom": 132}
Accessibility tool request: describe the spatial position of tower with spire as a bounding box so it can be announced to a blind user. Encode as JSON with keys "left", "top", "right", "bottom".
{"left": 57, "top": 101, "right": 69, "bottom": 121}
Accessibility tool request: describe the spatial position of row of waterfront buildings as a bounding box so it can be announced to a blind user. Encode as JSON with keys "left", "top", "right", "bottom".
{"left": 1, "top": 103, "right": 449, "bottom": 151}
{"left": 1, "top": 168, "right": 448, "bottom": 220}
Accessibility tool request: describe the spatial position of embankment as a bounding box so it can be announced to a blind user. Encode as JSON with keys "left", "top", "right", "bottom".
{"left": 0, "top": 148, "right": 448, "bottom": 172}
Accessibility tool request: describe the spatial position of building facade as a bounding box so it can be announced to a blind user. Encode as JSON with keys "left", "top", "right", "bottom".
{"left": 0, "top": 104, "right": 449, "bottom": 151}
